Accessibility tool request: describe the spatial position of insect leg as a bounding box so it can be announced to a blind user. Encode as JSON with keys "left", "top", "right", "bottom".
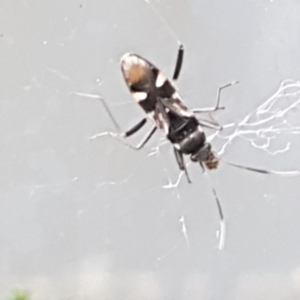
{"left": 223, "top": 161, "right": 299, "bottom": 176}
{"left": 102, "top": 95, "right": 149, "bottom": 138}
{"left": 133, "top": 125, "right": 157, "bottom": 150}
{"left": 89, "top": 96, "right": 158, "bottom": 150}
{"left": 211, "top": 185, "right": 225, "bottom": 250}
{"left": 213, "top": 81, "right": 239, "bottom": 111}
{"left": 123, "top": 118, "right": 147, "bottom": 137}
{"left": 192, "top": 107, "right": 225, "bottom": 113}
{"left": 173, "top": 148, "right": 192, "bottom": 183}
{"left": 192, "top": 81, "right": 239, "bottom": 113}
{"left": 197, "top": 118, "right": 222, "bottom": 131}
{"left": 92, "top": 124, "right": 157, "bottom": 150}
{"left": 172, "top": 44, "right": 184, "bottom": 81}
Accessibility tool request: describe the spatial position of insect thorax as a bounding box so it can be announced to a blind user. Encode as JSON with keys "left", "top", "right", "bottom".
{"left": 168, "top": 116, "right": 205, "bottom": 153}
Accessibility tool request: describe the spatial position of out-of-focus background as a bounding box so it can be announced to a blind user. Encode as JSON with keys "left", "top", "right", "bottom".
{"left": 1, "top": 0, "right": 300, "bottom": 299}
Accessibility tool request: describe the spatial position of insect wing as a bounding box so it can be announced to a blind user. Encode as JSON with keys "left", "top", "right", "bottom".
{"left": 121, "top": 52, "right": 195, "bottom": 136}
{"left": 160, "top": 92, "right": 194, "bottom": 118}
{"left": 149, "top": 97, "right": 170, "bottom": 136}
{"left": 147, "top": 66, "right": 195, "bottom": 137}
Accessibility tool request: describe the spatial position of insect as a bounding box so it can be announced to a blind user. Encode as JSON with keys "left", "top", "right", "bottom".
{"left": 120, "top": 45, "right": 230, "bottom": 182}
{"left": 84, "top": 43, "right": 298, "bottom": 250}
{"left": 100, "top": 44, "right": 271, "bottom": 182}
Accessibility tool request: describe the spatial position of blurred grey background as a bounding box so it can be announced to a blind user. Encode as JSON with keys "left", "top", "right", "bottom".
{"left": 1, "top": 0, "right": 300, "bottom": 299}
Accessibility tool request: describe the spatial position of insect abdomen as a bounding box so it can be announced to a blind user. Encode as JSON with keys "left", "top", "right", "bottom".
{"left": 167, "top": 116, "right": 206, "bottom": 154}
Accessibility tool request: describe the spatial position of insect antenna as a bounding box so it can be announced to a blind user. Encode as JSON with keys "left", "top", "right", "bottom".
{"left": 204, "top": 173, "right": 226, "bottom": 250}
{"left": 222, "top": 160, "right": 300, "bottom": 177}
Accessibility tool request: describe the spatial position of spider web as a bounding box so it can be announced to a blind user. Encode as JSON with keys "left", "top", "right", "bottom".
{"left": 4, "top": 0, "right": 300, "bottom": 299}
{"left": 155, "top": 79, "right": 300, "bottom": 249}
{"left": 74, "top": 0, "right": 300, "bottom": 251}
{"left": 215, "top": 79, "right": 300, "bottom": 158}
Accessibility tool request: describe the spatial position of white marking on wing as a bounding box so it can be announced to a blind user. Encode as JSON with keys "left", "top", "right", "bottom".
{"left": 197, "top": 125, "right": 203, "bottom": 132}
{"left": 132, "top": 91, "right": 147, "bottom": 102}
{"left": 171, "top": 92, "right": 194, "bottom": 117}
{"left": 174, "top": 143, "right": 181, "bottom": 150}
{"left": 155, "top": 72, "right": 167, "bottom": 88}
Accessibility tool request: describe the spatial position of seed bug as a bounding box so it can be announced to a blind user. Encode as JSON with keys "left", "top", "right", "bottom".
{"left": 86, "top": 44, "right": 298, "bottom": 249}
{"left": 97, "top": 45, "right": 287, "bottom": 178}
